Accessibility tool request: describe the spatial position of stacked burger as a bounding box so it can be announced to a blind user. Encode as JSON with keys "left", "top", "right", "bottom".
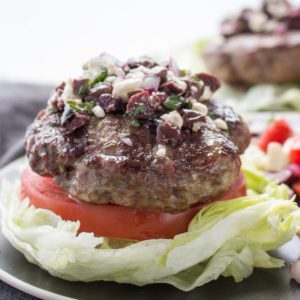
{"left": 1, "top": 53, "right": 300, "bottom": 290}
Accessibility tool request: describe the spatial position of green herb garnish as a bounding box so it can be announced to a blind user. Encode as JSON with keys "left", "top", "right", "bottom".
{"left": 130, "top": 120, "right": 140, "bottom": 128}
{"left": 222, "top": 128, "right": 229, "bottom": 133}
{"left": 164, "top": 96, "right": 186, "bottom": 110}
{"left": 207, "top": 113, "right": 215, "bottom": 119}
{"left": 180, "top": 70, "right": 188, "bottom": 77}
{"left": 67, "top": 100, "right": 95, "bottom": 112}
{"left": 77, "top": 80, "right": 90, "bottom": 97}
{"left": 128, "top": 106, "right": 145, "bottom": 116}
{"left": 89, "top": 69, "right": 108, "bottom": 87}
{"left": 190, "top": 75, "right": 200, "bottom": 82}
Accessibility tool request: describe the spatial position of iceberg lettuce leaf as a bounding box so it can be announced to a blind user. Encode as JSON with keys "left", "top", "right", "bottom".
{"left": 1, "top": 170, "right": 300, "bottom": 291}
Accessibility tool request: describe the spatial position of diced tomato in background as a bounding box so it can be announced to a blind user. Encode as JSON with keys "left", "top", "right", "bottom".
{"left": 284, "top": 135, "right": 300, "bottom": 165}
{"left": 292, "top": 181, "right": 300, "bottom": 197}
{"left": 257, "top": 118, "right": 293, "bottom": 152}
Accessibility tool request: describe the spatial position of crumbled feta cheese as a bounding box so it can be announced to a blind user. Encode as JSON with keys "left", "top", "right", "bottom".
{"left": 141, "top": 76, "right": 160, "bottom": 91}
{"left": 161, "top": 111, "right": 183, "bottom": 129}
{"left": 191, "top": 86, "right": 198, "bottom": 93}
{"left": 92, "top": 105, "right": 105, "bottom": 118}
{"left": 121, "top": 137, "right": 133, "bottom": 146}
{"left": 192, "top": 121, "right": 202, "bottom": 132}
{"left": 265, "top": 142, "right": 289, "bottom": 172}
{"left": 201, "top": 86, "right": 213, "bottom": 100}
{"left": 136, "top": 65, "right": 151, "bottom": 74}
{"left": 60, "top": 79, "right": 75, "bottom": 102}
{"left": 242, "top": 144, "right": 268, "bottom": 170}
{"left": 264, "top": 20, "right": 278, "bottom": 32}
{"left": 105, "top": 76, "right": 117, "bottom": 85}
{"left": 166, "top": 71, "right": 187, "bottom": 92}
{"left": 192, "top": 102, "right": 208, "bottom": 115}
{"left": 176, "top": 79, "right": 187, "bottom": 93}
{"left": 112, "top": 78, "right": 143, "bottom": 101}
{"left": 167, "top": 70, "right": 176, "bottom": 81}
{"left": 206, "top": 116, "right": 215, "bottom": 127}
{"left": 214, "top": 118, "right": 228, "bottom": 130}
{"left": 156, "top": 144, "right": 167, "bottom": 157}
{"left": 248, "top": 13, "right": 268, "bottom": 32}
{"left": 150, "top": 66, "right": 166, "bottom": 75}
{"left": 126, "top": 70, "right": 145, "bottom": 80}
{"left": 83, "top": 53, "right": 125, "bottom": 80}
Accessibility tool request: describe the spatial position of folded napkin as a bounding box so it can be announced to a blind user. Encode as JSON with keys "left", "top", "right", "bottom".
{"left": 0, "top": 82, "right": 53, "bottom": 167}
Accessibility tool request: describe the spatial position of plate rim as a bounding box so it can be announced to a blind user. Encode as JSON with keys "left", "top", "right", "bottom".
{"left": 0, "top": 157, "right": 76, "bottom": 300}
{"left": 0, "top": 268, "right": 75, "bottom": 300}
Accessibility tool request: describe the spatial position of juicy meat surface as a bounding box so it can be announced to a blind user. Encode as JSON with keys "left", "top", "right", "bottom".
{"left": 25, "top": 52, "right": 251, "bottom": 212}
{"left": 203, "top": 99, "right": 250, "bottom": 154}
{"left": 25, "top": 100, "right": 249, "bottom": 212}
{"left": 203, "top": 32, "right": 300, "bottom": 85}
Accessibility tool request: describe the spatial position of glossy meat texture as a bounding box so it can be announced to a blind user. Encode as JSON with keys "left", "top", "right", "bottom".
{"left": 203, "top": 99, "right": 250, "bottom": 153}
{"left": 25, "top": 53, "right": 250, "bottom": 212}
{"left": 203, "top": 32, "right": 300, "bottom": 85}
{"left": 25, "top": 112, "right": 242, "bottom": 212}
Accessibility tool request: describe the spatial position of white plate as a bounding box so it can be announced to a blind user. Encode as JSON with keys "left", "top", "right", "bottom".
{"left": 1, "top": 158, "right": 300, "bottom": 300}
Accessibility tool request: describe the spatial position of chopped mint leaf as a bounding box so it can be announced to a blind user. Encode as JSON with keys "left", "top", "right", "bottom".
{"left": 130, "top": 120, "right": 140, "bottom": 128}
{"left": 180, "top": 70, "right": 188, "bottom": 77}
{"left": 67, "top": 100, "right": 95, "bottom": 112}
{"left": 77, "top": 80, "right": 90, "bottom": 97}
{"left": 89, "top": 69, "right": 108, "bottom": 87}
{"left": 222, "top": 127, "right": 229, "bottom": 133}
{"left": 68, "top": 101, "right": 78, "bottom": 110}
{"left": 164, "top": 96, "right": 186, "bottom": 110}
{"left": 128, "top": 106, "right": 145, "bottom": 116}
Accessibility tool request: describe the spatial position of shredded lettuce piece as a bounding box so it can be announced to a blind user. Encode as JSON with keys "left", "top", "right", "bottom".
{"left": 216, "top": 84, "right": 300, "bottom": 112}
{"left": 1, "top": 167, "right": 300, "bottom": 291}
{"left": 241, "top": 144, "right": 291, "bottom": 199}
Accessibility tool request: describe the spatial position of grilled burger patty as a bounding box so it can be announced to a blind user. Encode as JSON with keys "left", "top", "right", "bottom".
{"left": 25, "top": 54, "right": 250, "bottom": 212}
{"left": 203, "top": 32, "right": 300, "bottom": 85}
{"left": 203, "top": 0, "right": 300, "bottom": 85}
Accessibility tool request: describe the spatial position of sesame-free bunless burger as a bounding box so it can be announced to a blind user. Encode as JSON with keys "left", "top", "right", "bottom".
{"left": 3, "top": 53, "right": 300, "bottom": 290}
{"left": 203, "top": 0, "right": 300, "bottom": 85}
{"left": 24, "top": 53, "right": 250, "bottom": 240}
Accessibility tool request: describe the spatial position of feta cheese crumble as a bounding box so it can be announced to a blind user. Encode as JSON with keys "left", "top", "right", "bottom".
{"left": 92, "top": 105, "right": 105, "bottom": 118}
{"left": 161, "top": 111, "right": 183, "bottom": 129}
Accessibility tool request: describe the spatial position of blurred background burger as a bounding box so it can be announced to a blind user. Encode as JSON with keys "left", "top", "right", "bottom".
{"left": 203, "top": 0, "right": 300, "bottom": 112}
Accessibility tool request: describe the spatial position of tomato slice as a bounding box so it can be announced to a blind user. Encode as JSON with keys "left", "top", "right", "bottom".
{"left": 284, "top": 135, "right": 300, "bottom": 165}
{"left": 258, "top": 118, "right": 293, "bottom": 152}
{"left": 21, "top": 168, "right": 246, "bottom": 240}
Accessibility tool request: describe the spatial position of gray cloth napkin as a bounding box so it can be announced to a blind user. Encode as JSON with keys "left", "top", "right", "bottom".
{"left": 0, "top": 81, "right": 53, "bottom": 166}
{"left": 0, "top": 81, "right": 53, "bottom": 299}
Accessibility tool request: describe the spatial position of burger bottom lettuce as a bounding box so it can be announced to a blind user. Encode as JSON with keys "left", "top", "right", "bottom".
{"left": 1, "top": 168, "right": 300, "bottom": 291}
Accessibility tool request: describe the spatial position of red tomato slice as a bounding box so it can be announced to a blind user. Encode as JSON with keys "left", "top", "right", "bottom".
{"left": 258, "top": 118, "right": 293, "bottom": 152}
{"left": 21, "top": 168, "right": 246, "bottom": 241}
{"left": 285, "top": 135, "right": 300, "bottom": 165}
